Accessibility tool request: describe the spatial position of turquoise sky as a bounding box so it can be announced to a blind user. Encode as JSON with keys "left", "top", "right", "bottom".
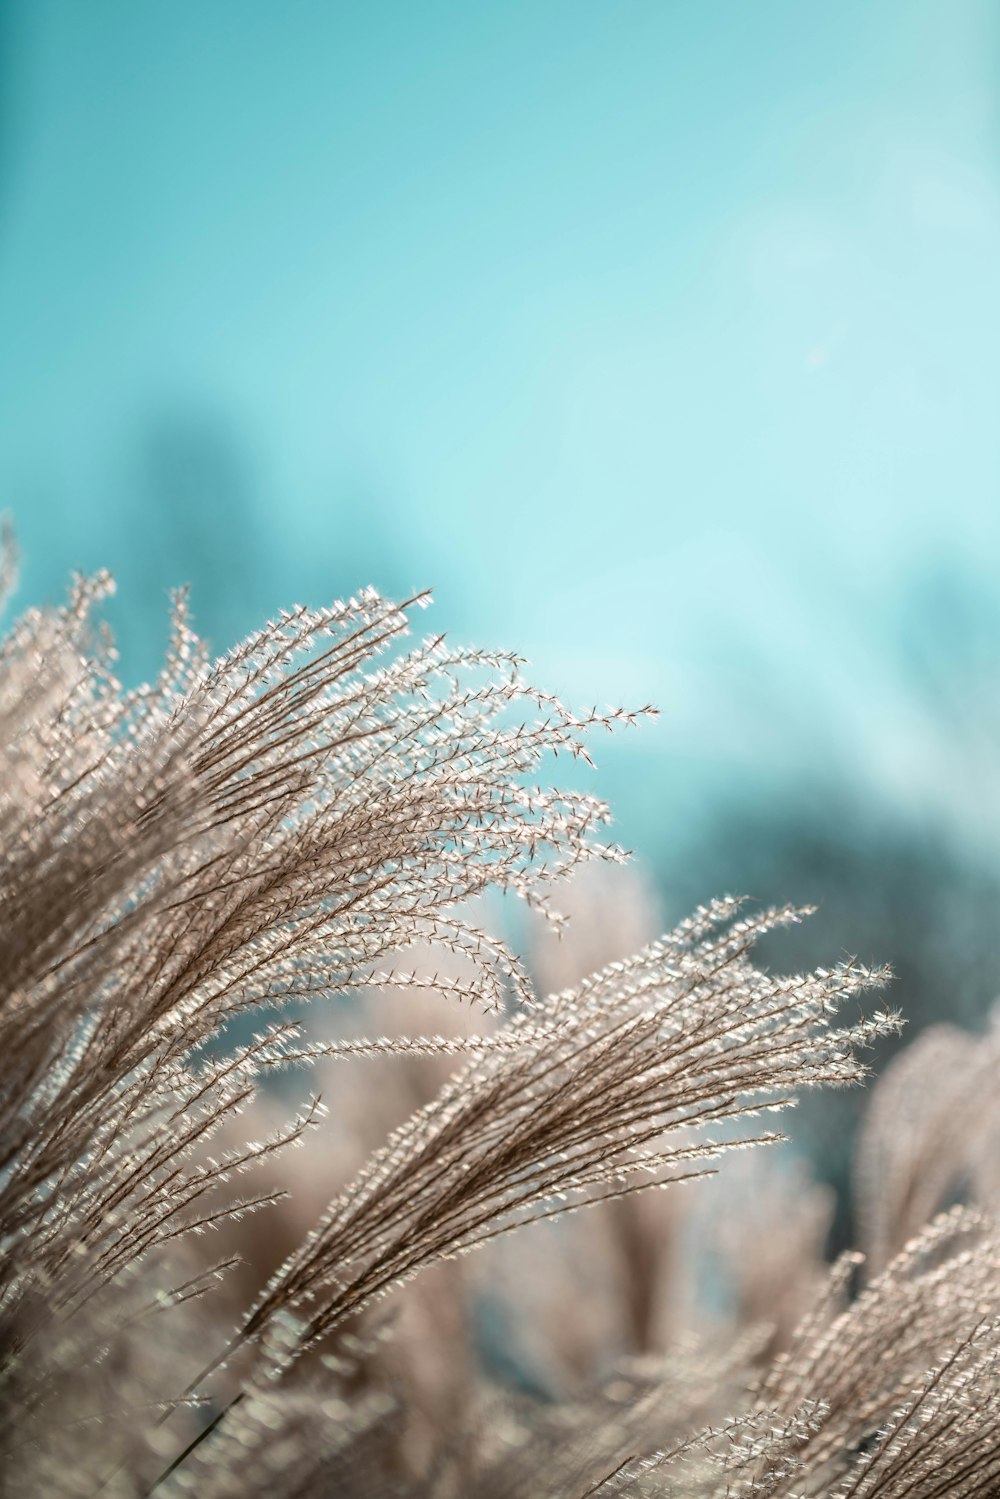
{"left": 2, "top": 1, "right": 1000, "bottom": 859}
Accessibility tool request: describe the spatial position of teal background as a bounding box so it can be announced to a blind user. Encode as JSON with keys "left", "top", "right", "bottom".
{"left": 3, "top": 3, "right": 1000, "bottom": 1120}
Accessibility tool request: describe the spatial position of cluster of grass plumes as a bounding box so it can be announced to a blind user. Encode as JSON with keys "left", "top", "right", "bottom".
{"left": 7, "top": 545, "right": 1000, "bottom": 1499}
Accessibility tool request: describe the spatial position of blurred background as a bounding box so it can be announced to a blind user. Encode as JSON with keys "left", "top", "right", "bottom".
{"left": 3, "top": 1, "right": 1000, "bottom": 1231}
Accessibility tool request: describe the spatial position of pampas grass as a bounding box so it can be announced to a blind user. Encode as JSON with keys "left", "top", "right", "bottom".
{"left": 6, "top": 539, "right": 999, "bottom": 1499}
